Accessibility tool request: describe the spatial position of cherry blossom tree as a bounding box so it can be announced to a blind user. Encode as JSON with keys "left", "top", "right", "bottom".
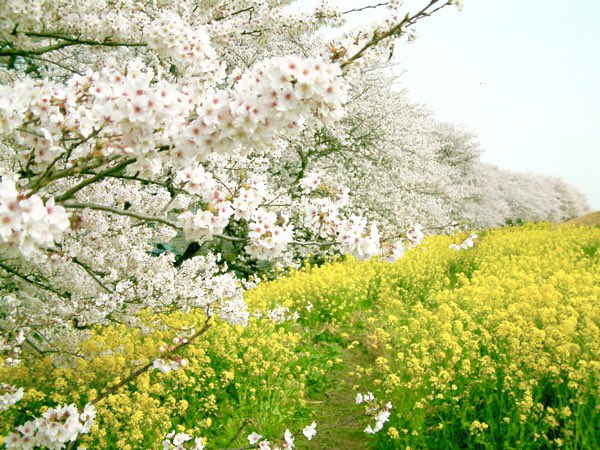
{"left": 0, "top": 1, "right": 460, "bottom": 447}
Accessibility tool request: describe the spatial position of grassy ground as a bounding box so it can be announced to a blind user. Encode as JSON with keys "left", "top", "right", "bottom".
{"left": 304, "top": 343, "right": 372, "bottom": 450}
{"left": 567, "top": 211, "right": 600, "bottom": 226}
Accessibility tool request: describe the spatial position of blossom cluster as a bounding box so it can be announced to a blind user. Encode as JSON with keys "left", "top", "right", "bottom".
{"left": 405, "top": 223, "right": 425, "bottom": 248}
{"left": 302, "top": 180, "right": 349, "bottom": 238}
{"left": 300, "top": 172, "right": 323, "bottom": 194}
{"left": 162, "top": 430, "right": 205, "bottom": 450}
{"left": 246, "top": 210, "right": 295, "bottom": 260}
{"left": 176, "top": 167, "right": 295, "bottom": 259}
{"left": 179, "top": 56, "right": 347, "bottom": 157}
{"left": 0, "top": 384, "right": 24, "bottom": 412}
{"left": 298, "top": 172, "right": 412, "bottom": 262}
{"left": 0, "top": 53, "right": 346, "bottom": 180}
{"left": 246, "top": 423, "right": 317, "bottom": 450}
{"left": 174, "top": 163, "right": 414, "bottom": 263}
{"left": 144, "top": 10, "right": 225, "bottom": 82}
{"left": 337, "top": 215, "right": 381, "bottom": 260}
{"left": 449, "top": 232, "right": 478, "bottom": 250}
{"left": 153, "top": 355, "right": 188, "bottom": 375}
{"left": 3, "top": 403, "right": 96, "bottom": 449}
{"left": 0, "top": 330, "right": 25, "bottom": 367}
{"left": 356, "top": 392, "right": 393, "bottom": 434}
{"left": 0, "top": 178, "right": 70, "bottom": 259}
{"left": 264, "top": 304, "right": 300, "bottom": 324}
{"left": 0, "top": 66, "right": 175, "bottom": 177}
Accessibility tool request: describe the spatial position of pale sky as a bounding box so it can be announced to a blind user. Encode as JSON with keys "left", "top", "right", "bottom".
{"left": 392, "top": 0, "right": 600, "bottom": 210}
{"left": 296, "top": 0, "right": 600, "bottom": 210}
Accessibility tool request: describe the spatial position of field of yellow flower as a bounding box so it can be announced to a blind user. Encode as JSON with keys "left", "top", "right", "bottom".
{"left": 1, "top": 223, "right": 599, "bottom": 449}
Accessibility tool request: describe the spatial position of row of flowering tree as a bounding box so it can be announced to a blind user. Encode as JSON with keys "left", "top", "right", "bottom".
{"left": 0, "top": 0, "right": 462, "bottom": 448}
{"left": 283, "top": 69, "right": 590, "bottom": 233}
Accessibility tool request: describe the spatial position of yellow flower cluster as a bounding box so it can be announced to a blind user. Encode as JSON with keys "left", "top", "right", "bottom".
{"left": 247, "top": 223, "right": 600, "bottom": 448}
{"left": 0, "top": 311, "right": 308, "bottom": 448}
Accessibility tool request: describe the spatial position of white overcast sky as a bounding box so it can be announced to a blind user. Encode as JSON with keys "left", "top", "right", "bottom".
{"left": 295, "top": 0, "right": 600, "bottom": 210}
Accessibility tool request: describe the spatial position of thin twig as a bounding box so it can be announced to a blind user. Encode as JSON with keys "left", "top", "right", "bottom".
{"left": 0, "top": 261, "right": 67, "bottom": 297}
{"left": 62, "top": 202, "right": 179, "bottom": 229}
{"left": 340, "top": 0, "right": 451, "bottom": 69}
{"left": 343, "top": 2, "right": 389, "bottom": 14}
{"left": 71, "top": 257, "right": 113, "bottom": 293}
{"left": 54, "top": 156, "right": 136, "bottom": 202}
{"left": 28, "top": 129, "right": 104, "bottom": 195}
{"left": 24, "top": 54, "right": 83, "bottom": 74}
{"left": 224, "top": 418, "right": 250, "bottom": 448}
{"left": 89, "top": 317, "right": 212, "bottom": 405}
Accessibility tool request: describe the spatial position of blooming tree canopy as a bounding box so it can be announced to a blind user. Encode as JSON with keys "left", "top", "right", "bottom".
{"left": 0, "top": 0, "right": 457, "bottom": 345}
{"left": 0, "top": 1, "right": 466, "bottom": 445}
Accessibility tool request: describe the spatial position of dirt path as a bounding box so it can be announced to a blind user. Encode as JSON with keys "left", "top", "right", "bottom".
{"left": 300, "top": 343, "right": 375, "bottom": 450}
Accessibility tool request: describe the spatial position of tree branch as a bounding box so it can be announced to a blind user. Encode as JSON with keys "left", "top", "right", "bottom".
{"left": 343, "top": 2, "right": 389, "bottom": 15}
{"left": 0, "top": 32, "right": 146, "bottom": 58}
{"left": 62, "top": 202, "right": 179, "bottom": 229}
{"left": 54, "top": 157, "right": 136, "bottom": 202}
{"left": 340, "top": 0, "right": 451, "bottom": 69}
{"left": 71, "top": 257, "right": 113, "bottom": 293}
{"left": 0, "top": 261, "right": 68, "bottom": 297}
{"left": 90, "top": 316, "right": 212, "bottom": 405}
